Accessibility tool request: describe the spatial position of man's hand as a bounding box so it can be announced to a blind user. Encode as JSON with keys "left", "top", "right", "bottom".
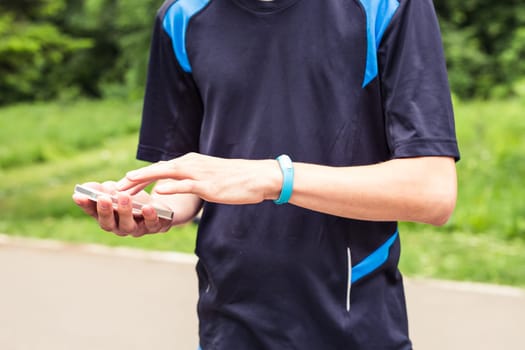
{"left": 116, "top": 153, "right": 282, "bottom": 205}
{"left": 72, "top": 181, "right": 173, "bottom": 237}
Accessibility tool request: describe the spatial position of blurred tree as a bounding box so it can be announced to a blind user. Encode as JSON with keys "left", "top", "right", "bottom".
{"left": 56, "top": 0, "right": 163, "bottom": 98}
{"left": 0, "top": 0, "right": 92, "bottom": 104}
{"left": 436, "top": 0, "right": 525, "bottom": 98}
{"left": 0, "top": 0, "right": 65, "bottom": 19}
{"left": 102, "top": 0, "right": 164, "bottom": 98}
{"left": 0, "top": 0, "right": 161, "bottom": 104}
{"left": 57, "top": 0, "right": 122, "bottom": 97}
{"left": 0, "top": 0, "right": 523, "bottom": 104}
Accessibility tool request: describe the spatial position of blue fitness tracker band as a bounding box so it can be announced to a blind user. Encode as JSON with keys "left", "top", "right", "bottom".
{"left": 274, "top": 154, "right": 294, "bottom": 205}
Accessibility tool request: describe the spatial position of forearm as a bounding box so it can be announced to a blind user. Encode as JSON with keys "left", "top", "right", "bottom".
{"left": 268, "top": 157, "right": 457, "bottom": 226}
{"left": 119, "top": 154, "right": 457, "bottom": 226}
{"left": 151, "top": 180, "right": 203, "bottom": 226}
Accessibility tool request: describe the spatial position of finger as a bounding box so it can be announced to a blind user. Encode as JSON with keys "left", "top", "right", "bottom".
{"left": 97, "top": 195, "right": 118, "bottom": 233}
{"left": 141, "top": 205, "right": 163, "bottom": 235}
{"left": 125, "top": 162, "right": 180, "bottom": 185}
{"left": 72, "top": 182, "right": 105, "bottom": 218}
{"left": 72, "top": 193, "right": 98, "bottom": 218}
{"left": 116, "top": 177, "right": 151, "bottom": 195}
{"left": 116, "top": 192, "right": 138, "bottom": 234}
{"left": 158, "top": 221, "right": 172, "bottom": 233}
{"left": 155, "top": 180, "right": 213, "bottom": 202}
{"left": 154, "top": 179, "right": 196, "bottom": 195}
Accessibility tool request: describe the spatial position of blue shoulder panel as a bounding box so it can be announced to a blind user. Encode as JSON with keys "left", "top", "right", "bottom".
{"left": 351, "top": 230, "right": 398, "bottom": 283}
{"left": 162, "top": 0, "right": 210, "bottom": 73}
{"left": 359, "top": 0, "right": 400, "bottom": 87}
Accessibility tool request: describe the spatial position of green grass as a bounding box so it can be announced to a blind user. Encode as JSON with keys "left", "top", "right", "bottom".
{"left": 0, "top": 99, "right": 143, "bottom": 169}
{"left": 2, "top": 216, "right": 198, "bottom": 253}
{"left": 0, "top": 98, "right": 524, "bottom": 288}
{"left": 399, "top": 229, "right": 525, "bottom": 287}
{"left": 451, "top": 97, "right": 525, "bottom": 240}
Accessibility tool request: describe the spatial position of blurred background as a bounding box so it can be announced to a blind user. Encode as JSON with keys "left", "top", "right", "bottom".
{"left": 0, "top": 0, "right": 524, "bottom": 288}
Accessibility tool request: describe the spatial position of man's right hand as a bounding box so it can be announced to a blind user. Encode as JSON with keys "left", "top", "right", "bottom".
{"left": 72, "top": 181, "right": 173, "bottom": 237}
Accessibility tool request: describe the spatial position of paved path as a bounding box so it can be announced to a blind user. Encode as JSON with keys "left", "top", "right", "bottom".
{"left": 1, "top": 235, "right": 524, "bottom": 350}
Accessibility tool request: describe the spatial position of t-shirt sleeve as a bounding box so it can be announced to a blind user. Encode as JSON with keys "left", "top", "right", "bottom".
{"left": 378, "top": 0, "right": 460, "bottom": 160}
{"left": 137, "top": 9, "right": 203, "bottom": 163}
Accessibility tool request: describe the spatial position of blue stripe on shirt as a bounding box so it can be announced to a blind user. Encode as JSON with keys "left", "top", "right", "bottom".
{"left": 163, "top": 0, "right": 210, "bottom": 73}
{"left": 352, "top": 230, "right": 399, "bottom": 283}
{"left": 359, "top": 0, "right": 400, "bottom": 87}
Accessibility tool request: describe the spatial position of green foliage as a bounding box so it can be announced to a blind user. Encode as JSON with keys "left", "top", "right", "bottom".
{"left": 1, "top": 0, "right": 524, "bottom": 103}
{"left": 53, "top": 0, "right": 163, "bottom": 98}
{"left": 436, "top": 0, "right": 525, "bottom": 98}
{"left": 111, "top": 0, "right": 164, "bottom": 98}
{"left": 0, "top": 12, "right": 92, "bottom": 104}
{"left": 0, "top": 0, "right": 66, "bottom": 19}
{"left": 0, "top": 0, "right": 162, "bottom": 104}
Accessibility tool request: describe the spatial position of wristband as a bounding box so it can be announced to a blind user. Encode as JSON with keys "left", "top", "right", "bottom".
{"left": 274, "top": 154, "right": 294, "bottom": 205}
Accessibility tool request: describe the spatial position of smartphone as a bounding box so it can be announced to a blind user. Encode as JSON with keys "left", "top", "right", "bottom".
{"left": 74, "top": 184, "right": 174, "bottom": 221}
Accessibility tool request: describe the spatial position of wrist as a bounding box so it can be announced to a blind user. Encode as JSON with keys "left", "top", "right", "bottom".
{"left": 262, "top": 159, "right": 284, "bottom": 201}
{"left": 151, "top": 184, "right": 202, "bottom": 225}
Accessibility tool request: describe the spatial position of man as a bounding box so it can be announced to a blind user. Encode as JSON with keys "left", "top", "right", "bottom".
{"left": 74, "top": 0, "right": 459, "bottom": 348}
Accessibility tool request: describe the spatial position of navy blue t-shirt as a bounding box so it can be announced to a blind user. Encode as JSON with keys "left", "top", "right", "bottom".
{"left": 138, "top": 0, "right": 459, "bottom": 349}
